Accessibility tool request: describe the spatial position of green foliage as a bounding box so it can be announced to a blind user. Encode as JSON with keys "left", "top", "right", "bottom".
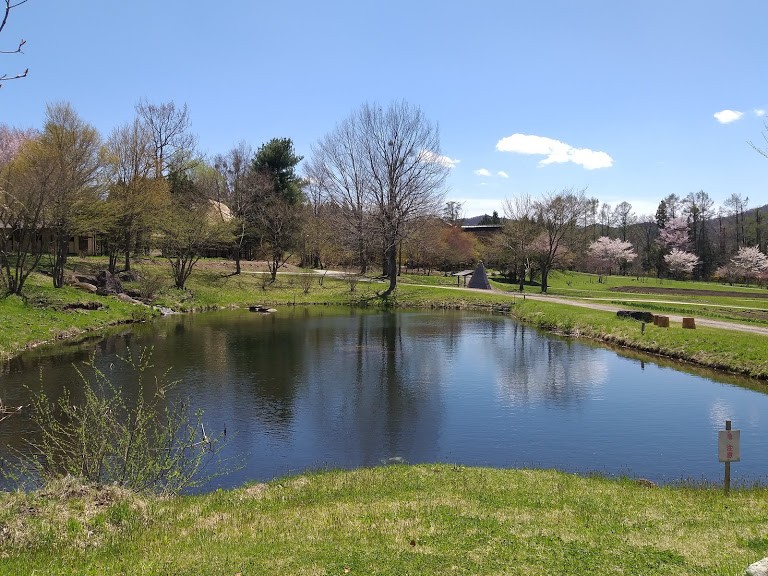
{"left": 22, "top": 347, "right": 222, "bottom": 494}
{"left": 252, "top": 137, "right": 304, "bottom": 203}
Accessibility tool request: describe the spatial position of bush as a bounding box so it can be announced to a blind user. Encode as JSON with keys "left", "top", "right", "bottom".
{"left": 22, "top": 348, "right": 223, "bottom": 494}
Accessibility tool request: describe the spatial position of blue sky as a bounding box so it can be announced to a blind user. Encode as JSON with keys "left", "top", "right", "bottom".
{"left": 2, "top": 0, "right": 766, "bottom": 218}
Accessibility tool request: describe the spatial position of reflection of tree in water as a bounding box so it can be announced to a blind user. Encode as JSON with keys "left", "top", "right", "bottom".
{"left": 219, "top": 313, "right": 306, "bottom": 429}
{"left": 297, "top": 312, "right": 445, "bottom": 466}
{"left": 492, "top": 323, "right": 608, "bottom": 407}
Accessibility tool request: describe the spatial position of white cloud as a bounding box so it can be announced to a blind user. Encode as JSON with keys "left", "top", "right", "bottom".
{"left": 419, "top": 150, "right": 460, "bottom": 168}
{"left": 755, "top": 109, "right": 766, "bottom": 118}
{"left": 495, "top": 133, "right": 613, "bottom": 170}
{"left": 714, "top": 109, "right": 744, "bottom": 124}
{"left": 497, "top": 171, "right": 509, "bottom": 178}
{"left": 474, "top": 168, "right": 491, "bottom": 177}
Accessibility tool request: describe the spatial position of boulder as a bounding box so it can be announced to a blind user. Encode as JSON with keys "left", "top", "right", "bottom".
{"left": 746, "top": 557, "right": 768, "bottom": 576}
{"left": 96, "top": 271, "right": 123, "bottom": 296}
{"left": 116, "top": 293, "right": 143, "bottom": 305}
{"left": 75, "top": 275, "right": 98, "bottom": 286}
{"left": 72, "top": 281, "right": 98, "bottom": 293}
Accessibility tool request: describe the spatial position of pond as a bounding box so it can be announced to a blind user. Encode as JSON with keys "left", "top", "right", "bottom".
{"left": 1, "top": 307, "right": 767, "bottom": 491}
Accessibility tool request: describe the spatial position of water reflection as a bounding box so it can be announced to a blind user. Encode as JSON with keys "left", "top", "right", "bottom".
{"left": 2, "top": 307, "right": 768, "bottom": 490}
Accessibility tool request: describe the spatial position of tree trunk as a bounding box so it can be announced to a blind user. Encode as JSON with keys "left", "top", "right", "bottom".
{"left": 233, "top": 246, "right": 242, "bottom": 275}
{"left": 541, "top": 267, "right": 549, "bottom": 293}
{"left": 52, "top": 231, "right": 68, "bottom": 289}
{"left": 381, "top": 243, "right": 398, "bottom": 296}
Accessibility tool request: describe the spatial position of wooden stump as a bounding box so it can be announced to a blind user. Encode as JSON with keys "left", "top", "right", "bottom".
{"left": 682, "top": 317, "right": 696, "bottom": 329}
{"left": 657, "top": 316, "right": 670, "bottom": 328}
{"left": 653, "top": 315, "right": 659, "bottom": 326}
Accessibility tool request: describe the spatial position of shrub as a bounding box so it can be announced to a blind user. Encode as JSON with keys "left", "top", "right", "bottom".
{"left": 22, "top": 348, "right": 223, "bottom": 494}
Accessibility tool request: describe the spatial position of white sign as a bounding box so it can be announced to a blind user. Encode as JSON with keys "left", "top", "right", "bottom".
{"left": 718, "top": 429, "right": 740, "bottom": 462}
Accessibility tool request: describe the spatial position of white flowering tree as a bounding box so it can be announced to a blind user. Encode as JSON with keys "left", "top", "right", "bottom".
{"left": 658, "top": 216, "right": 689, "bottom": 251}
{"left": 664, "top": 248, "right": 699, "bottom": 279}
{"left": 588, "top": 236, "right": 637, "bottom": 278}
{"left": 727, "top": 246, "right": 768, "bottom": 285}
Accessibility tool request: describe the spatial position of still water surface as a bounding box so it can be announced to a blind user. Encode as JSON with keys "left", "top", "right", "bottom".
{"left": 1, "top": 308, "right": 767, "bottom": 490}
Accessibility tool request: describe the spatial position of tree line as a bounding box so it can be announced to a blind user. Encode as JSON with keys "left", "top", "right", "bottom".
{"left": 2, "top": 98, "right": 766, "bottom": 298}
{"left": 0, "top": 100, "right": 453, "bottom": 296}
{"left": 490, "top": 190, "right": 768, "bottom": 292}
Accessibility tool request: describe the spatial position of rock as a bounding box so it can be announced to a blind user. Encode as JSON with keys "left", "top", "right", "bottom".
{"left": 75, "top": 275, "right": 98, "bottom": 286}
{"left": 746, "top": 558, "right": 768, "bottom": 576}
{"left": 116, "top": 293, "right": 143, "bottom": 305}
{"left": 154, "top": 306, "right": 177, "bottom": 316}
{"left": 118, "top": 270, "right": 140, "bottom": 282}
{"left": 96, "top": 271, "right": 123, "bottom": 296}
{"left": 72, "top": 281, "right": 98, "bottom": 293}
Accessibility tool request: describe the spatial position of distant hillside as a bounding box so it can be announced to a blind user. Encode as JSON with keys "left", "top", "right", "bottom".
{"left": 463, "top": 214, "right": 505, "bottom": 226}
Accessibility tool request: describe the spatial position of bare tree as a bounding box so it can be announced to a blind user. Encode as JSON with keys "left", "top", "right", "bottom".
{"left": 598, "top": 202, "right": 613, "bottom": 236}
{"left": 248, "top": 170, "right": 303, "bottom": 282}
{"left": 750, "top": 119, "right": 768, "bottom": 159}
{"left": 723, "top": 193, "right": 749, "bottom": 249}
{"left": 136, "top": 100, "right": 196, "bottom": 179}
{"left": 502, "top": 194, "right": 538, "bottom": 290}
{"left": 308, "top": 116, "right": 374, "bottom": 273}
{"left": 311, "top": 101, "right": 448, "bottom": 294}
{"left": 443, "top": 200, "right": 464, "bottom": 225}
{"left": 214, "top": 142, "right": 253, "bottom": 274}
{"left": 359, "top": 101, "right": 448, "bottom": 295}
{"left": 612, "top": 201, "right": 636, "bottom": 242}
{"left": 0, "top": 0, "right": 28, "bottom": 87}
{"left": 533, "top": 188, "right": 585, "bottom": 293}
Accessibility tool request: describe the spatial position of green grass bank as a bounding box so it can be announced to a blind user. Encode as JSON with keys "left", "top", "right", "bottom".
{"left": 1, "top": 465, "right": 767, "bottom": 575}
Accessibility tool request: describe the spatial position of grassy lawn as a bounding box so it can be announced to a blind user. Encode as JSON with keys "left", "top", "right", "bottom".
{"left": 1, "top": 465, "right": 766, "bottom": 575}
{"left": 507, "top": 299, "right": 768, "bottom": 379}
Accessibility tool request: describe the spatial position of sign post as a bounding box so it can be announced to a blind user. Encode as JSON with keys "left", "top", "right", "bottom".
{"left": 718, "top": 420, "right": 740, "bottom": 494}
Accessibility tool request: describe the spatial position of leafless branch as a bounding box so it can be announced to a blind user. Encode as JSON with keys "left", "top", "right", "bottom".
{"left": 0, "top": 0, "right": 28, "bottom": 86}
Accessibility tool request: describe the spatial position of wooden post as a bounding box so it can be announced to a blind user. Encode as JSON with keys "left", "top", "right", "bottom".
{"left": 724, "top": 420, "right": 731, "bottom": 495}
{"left": 682, "top": 317, "right": 696, "bottom": 329}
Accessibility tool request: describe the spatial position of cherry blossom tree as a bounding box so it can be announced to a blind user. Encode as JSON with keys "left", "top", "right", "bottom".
{"left": 658, "top": 216, "right": 689, "bottom": 251}
{"left": 664, "top": 248, "right": 699, "bottom": 279}
{"left": 720, "top": 246, "right": 768, "bottom": 285}
{"left": 588, "top": 236, "right": 637, "bottom": 278}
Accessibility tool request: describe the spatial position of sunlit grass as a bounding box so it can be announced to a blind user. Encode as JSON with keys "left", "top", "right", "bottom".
{"left": 2, "top": 466, "right": 767, "bottom": 575}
